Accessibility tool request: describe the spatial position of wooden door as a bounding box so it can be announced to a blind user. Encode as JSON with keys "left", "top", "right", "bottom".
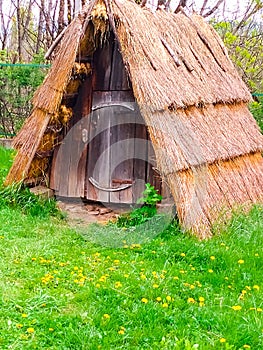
{"left": 85, "top": 91, "right": 148, "bottom": 204}
{"left": 50, "top": 33, "right": 166, "bottom": 202}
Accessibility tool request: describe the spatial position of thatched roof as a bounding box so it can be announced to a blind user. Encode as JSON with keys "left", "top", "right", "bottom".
{"left": 5, "top": 0, "right": 263, "bottom": 238}
{"left": 113, "top": 1, "right": 251, "bottom": 109}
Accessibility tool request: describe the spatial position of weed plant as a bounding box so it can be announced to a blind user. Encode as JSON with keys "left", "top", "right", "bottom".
{"left": 0, "top": 147, "right": 60, "bottom": 218}
{"left": 116, "top": 183, "right": 162, "bottom": 228}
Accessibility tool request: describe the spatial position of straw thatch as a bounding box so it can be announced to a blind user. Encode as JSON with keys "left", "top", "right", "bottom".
{"left": 5, "top": 0, "right": 263, "bottom": 237}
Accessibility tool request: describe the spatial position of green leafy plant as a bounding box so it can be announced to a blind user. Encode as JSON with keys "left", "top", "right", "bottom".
{"left": 116, "top": 183, "right": 162, "bottom": 228}
{"left": 212, "top": 20, "right": 263, "bottom": 93}
{"left": 137, "top": 183, "right": 162, "bottom": 207}
{"left": 250, "top": 96, "right": 263, "bottom": 132}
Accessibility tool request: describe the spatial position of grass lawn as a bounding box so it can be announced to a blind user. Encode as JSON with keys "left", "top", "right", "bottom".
{"left": 0, "top": 146, "right": 263, "bottom": 349}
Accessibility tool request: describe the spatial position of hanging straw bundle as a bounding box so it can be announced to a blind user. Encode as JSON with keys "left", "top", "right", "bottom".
{"left": 5, "top": 2, "right": 96, "bottom": 185}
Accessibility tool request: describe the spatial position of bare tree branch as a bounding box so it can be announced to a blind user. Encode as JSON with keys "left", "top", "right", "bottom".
{"left": 200, "top": 0, "right": 209, "bottom": 15}
{"left": 203, "top": 0, "right": 224, "bottom": 18}
{"left": 174, "top": 0, "right": 188, "bottom": 14}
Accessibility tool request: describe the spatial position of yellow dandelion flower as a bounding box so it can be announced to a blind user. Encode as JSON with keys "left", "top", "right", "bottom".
{"left": 187, "top": 298, "right": 195, "bottom": 303}
{"left": 255, "top": 253, "right": 259, "bottom": 257}
{"left": 156, "top": 297, "right": 162, "bottom": 302}
{"left": 115, "top": 282, "right": 122, "bottom": 288}
{"left": 191, "top": 267, "right": 196, "bottom": 271}
{"left": 140, "top": 274, "right": 147, "bottom": 280}
{"left": 95, "top": 283, "right": 101, "bottom": 288}
{"left": 118, "top": 329, "right": 125, "bottom": 335}
{"left": 49, "top": 328, "right": 54, "bottom": 332}
{"left": 99, "top": 276, "right": 107, "bottom": 282}
{"left": 16, "top": 323, "right": 23, "bottom": 329}
{"left": 173, "top": 276, "right": 179, "bottom": 280}
{"left": 73, "top": 266, "right": 79, "bottom": 270}
{"left": 190, "top": 285, "right": 195, "bottom": 290}
{"left": 179, "top": 270, "right": 185, "bottom": 274}
{"left": 228, "top": 285, "right": 232, "bottom": 289}
{"left": 124, "top": 274, "right": 129, "bottom": 278}
{"left": 210, "top": 256, "right": 216, "bottom": 260}
{"left": 257, "top": 308, "right": 263, "bottom": 312}
{"left": 31, "top": 257, "right": 36, "bottom": 261}
{"left": 199, "top": 302, "right": 205, "bottom": 307}
{"left": 141, "top": 298, "right": 148, "bottom": 304}
{"left": 208, "top": 269, "right": 213, "bottom": 273}
{"left": 231, "top": 305, "right": 242, "bottom": 311}
{"left": 225, "top": 277, "right": 229, "bottom": 280}
{"left": 103, "top": 314, "right": 110, "bottom": 319}
{"left": 27, "top": 327, "right": 34, "bottom": 333}
{"left": 160, "top": 274, "right": 165, "bottom": 279}
{"left": 134, "top": 243, "right": 141, "bottom": 248}
{"left": 151, "top": 251, "right": 156, "bottom": 254}
{"left": 238, "top": 259, "right": 244, "bottom": 264}
{"left": 199, "top": 297, "right": 205, "bottom": 302}
{"left": 253, "top": 285, "right": 260, "bottom": 291}
{"left": 113, "top": 260, "right": 120, "bottom": 265}
{"left": 243, "top": 345, "right": 251, "bottom": 349}
{"left": 220, "top": 243, "right": 225, "bottom": 246}
{"left": 153, "top": 284, "right": 159, "bottom": 289}
{"left": 166, "top": 296, "right": 172, "bottom": 302}
{"left": 108, "top": 267, "right": 115, "bottom": 271}
{"left": 21, "top": 314, "right": 28, "bottom": 318}
{"left": 162, "top": 303, "right": 169, "bottom": 308}
{"left": 180, "top": 253, "right": 186, "bottom": 257}
{"left": 220, "top": 338, "right": 226, "bottom": 343}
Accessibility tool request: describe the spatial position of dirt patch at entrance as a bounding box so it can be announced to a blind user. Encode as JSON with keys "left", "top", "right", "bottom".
{"left": 57, "top": 198, "right": 128, "bottom": 228}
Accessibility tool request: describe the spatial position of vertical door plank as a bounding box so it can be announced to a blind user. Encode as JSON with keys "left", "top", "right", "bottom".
{"left": 109, "top": 106, "right": 135, "bottom": 204}
{"left": 92, "top": 40, "right": 113, "bottom": 91}
{"left": 132, "top": 112, "right": 148, "bottom": 203}
{"left": 110, "top": 41, "right": 131, "bottom": 91}
{"left": 86, "top": 93, "right": 112, "bottom": 202}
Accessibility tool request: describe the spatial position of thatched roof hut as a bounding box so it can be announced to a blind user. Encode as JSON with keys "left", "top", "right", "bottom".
{"left": 5, "top": 0, "right": 263, "bottom": 238}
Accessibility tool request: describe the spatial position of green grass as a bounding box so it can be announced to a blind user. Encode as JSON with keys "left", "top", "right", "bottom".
{"left": 0, "top": 146, "right": 15, "bottom": 182}
{"left": 0, "top": 146, "right": 263, "bottom": 349}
